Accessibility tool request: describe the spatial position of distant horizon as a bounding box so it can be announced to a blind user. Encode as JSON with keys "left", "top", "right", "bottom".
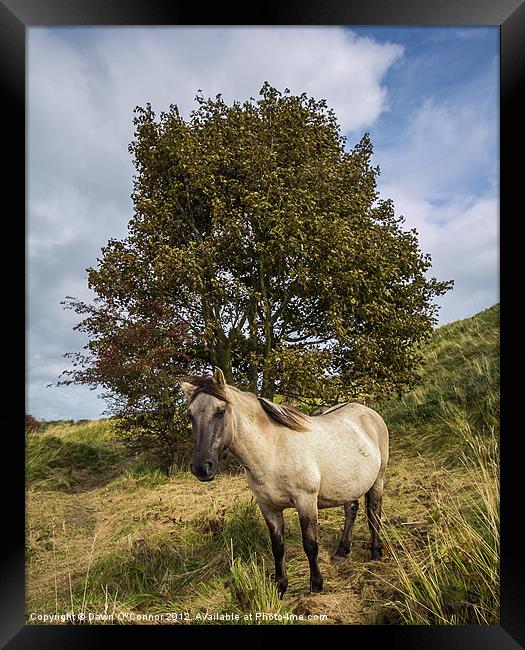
{"left": 27, "top": 26, "right": 499, "bottom": 421}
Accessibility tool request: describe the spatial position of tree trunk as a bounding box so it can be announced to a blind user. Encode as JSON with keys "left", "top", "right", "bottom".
{"left": 216, "top": 347, "right": 234, "bottom": 383}
{"left": 248, "top": 363, "right": 258, "bottom": 393}
{"left": 263, "top": 382, "right": 276, "bottom": 400}
{"left": 247, "top": 297, "right": 259, "bottom": 393}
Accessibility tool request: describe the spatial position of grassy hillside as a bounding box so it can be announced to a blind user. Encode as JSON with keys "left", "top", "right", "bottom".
{"left": 371, "top": 304, "right": 499, "bottom": 623}
{"left": 26, "top": 420, "right": 127, "bottom": 492}
{"left": 378, "top": 304, "right": 499, "bottom": 462}
{"left": 25, "top": 305, "right": 499, "bottom": 625}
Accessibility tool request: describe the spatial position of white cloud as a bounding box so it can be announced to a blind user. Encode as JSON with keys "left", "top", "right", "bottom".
{"left": 379, "top": 184, "right": 498, "bottom": 324}
{"left": 91, "top": 27, "right": 403, "bottom": 132}
{"left": 374, "top": 58, "right": 498, "bottom": 325}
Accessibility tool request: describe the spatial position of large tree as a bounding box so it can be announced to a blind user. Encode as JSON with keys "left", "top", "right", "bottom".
{"left": 62, "top": 83, "right": 451, "bottom": 460}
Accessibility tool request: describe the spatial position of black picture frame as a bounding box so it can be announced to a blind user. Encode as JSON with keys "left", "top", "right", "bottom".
{"left": 6, "top": 0, "right": 524, "bottom": 647}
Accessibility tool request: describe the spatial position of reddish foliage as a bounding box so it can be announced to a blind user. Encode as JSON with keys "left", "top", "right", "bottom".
{"left": 25, "top": 414, "right": 42, "bottom": 433}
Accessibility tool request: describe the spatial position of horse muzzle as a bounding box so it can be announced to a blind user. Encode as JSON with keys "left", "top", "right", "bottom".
{"left": 190, "top": 459, "right": 217, "bottom": 482}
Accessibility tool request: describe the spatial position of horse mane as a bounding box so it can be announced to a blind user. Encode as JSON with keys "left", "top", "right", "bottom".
{"left": 185, "top": 375, "right": 308, "bottom": 431}
{"left": 186, "top": 375, "right": 231, "bottom": 405}
{"left": 258, "top": 398, "right": 310, "bottom": 432}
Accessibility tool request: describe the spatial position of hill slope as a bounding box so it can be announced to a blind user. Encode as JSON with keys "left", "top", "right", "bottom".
{"left": 379, "top": 303, "right": 499, "bottom": 462}
{"left": 26, "top": 304, "right": 499, "bottom": 625}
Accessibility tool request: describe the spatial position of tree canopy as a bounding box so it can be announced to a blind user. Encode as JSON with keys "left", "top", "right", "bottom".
{"left": 61, "top": 83, "right": 452, "bottom": 466}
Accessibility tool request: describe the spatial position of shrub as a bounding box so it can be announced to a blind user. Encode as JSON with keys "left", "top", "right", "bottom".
{"left": 25, "top": 414, "right": 43, "bottom": 433}
{"left": 116, "top": 403, "right": 192, "bottom": 474}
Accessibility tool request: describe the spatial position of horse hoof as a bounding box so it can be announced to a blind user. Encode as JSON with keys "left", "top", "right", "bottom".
{"left": 331, "top": 553, "right": 347, "bottom": 565}
{"left": 310, "top": 580, "right": 323, "bottom": 594}
{"left": 277, "top": 578, "right": 288, "bottom": 598}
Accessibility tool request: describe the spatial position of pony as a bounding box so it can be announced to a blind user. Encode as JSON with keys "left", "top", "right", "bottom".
{"left": 179, "top": 367, "right": 389, "bottom": 597}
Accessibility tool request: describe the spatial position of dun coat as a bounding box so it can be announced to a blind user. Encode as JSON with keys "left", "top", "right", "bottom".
{"left": 180, "top": 367, "right": 389, "bottom": 596}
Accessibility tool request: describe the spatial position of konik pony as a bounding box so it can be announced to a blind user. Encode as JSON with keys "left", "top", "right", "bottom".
{"left": 180, "top": 368, "right": 389, "bottom": 596}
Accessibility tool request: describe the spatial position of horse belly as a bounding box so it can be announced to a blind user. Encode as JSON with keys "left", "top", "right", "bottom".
{"left": 316, "top": 438, "right": 381, "bottom": 507}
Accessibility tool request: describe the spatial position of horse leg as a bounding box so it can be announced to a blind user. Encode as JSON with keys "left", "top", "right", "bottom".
{"left": 332, "top": 499, "right": 359, "bottom": 563}
{"left": 259, "top": 503, "right": 288, "bottom": 598}
{"left": 297, "top": 498, "right": 323, "bottom": 594}
{"left": 366, "top": 477, "right": 384, "bottom": 560}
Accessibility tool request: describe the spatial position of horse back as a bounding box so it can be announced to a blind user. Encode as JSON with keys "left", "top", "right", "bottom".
{"left": 313, "top": 402, "right": 389, "bottom": 470}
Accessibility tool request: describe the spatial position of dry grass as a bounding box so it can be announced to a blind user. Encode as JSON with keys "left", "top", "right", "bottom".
{"left": 28, "top": 441, "right": 496, "bottom": 625}
{"left": 369, "top": 427, "right": 499, "bottom": 624}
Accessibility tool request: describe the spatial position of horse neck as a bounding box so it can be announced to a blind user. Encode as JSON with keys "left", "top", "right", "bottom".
{"left": 229, "top": 390, "right": 275, "bottom": 469}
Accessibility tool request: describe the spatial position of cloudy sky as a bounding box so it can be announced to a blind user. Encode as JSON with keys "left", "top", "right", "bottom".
{"left": 27, "top": 26, "right": 499, "bottom": 421}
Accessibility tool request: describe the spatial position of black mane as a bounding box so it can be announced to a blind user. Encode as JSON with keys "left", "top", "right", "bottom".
{"left": 258, "top": 398, "right": 309, "bottom": 432}
{"left": 186, "top": 375, "right": 231, "bottom": 405}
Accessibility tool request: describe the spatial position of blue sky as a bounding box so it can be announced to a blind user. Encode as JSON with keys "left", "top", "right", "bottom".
{"left": 361, "top": 27, "right": 498, "bottom": 197}
{"left": 27, "top": 26, "right": 499, "bottom": 420}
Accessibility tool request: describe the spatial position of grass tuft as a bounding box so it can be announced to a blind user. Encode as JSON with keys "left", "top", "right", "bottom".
{"left": 221, "top": 500, "right": 270, "bottom": 562}
{"left": 226, "top": 555, "right": 294, "bottom": 623}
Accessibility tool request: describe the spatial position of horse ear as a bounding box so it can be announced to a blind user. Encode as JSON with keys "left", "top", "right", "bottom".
{"left": 178, "top": 379, "right": 196, "bottom": 401}
{"left": 213, "top": 367, "right": 227, "bottom": 389}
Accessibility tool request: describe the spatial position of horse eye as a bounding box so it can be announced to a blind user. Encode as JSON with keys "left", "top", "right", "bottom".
{"left": 216, "top": 409, "right": 226, "bottom": 419}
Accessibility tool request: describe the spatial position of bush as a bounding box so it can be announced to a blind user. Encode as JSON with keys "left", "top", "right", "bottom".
{"left": 25, "top": 414, "right": 43, "bottom": 433}
{"left": 116, "top": 403, "right": 192, "bottom": 474}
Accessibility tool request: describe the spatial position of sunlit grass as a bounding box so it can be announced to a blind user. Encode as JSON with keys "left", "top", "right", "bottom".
{"left": 373, "top": 426, "right": 499, "bottom": 624}
{"left": 226, "top": 555, "right": 294, "bottom": 623}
